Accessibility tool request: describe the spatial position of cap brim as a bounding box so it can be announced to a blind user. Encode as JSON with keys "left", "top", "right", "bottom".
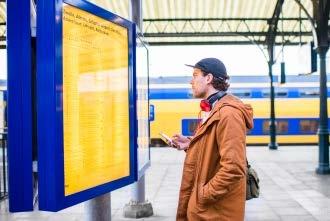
{"left": 185, "top": 64, "right": 195, "bottom": 68}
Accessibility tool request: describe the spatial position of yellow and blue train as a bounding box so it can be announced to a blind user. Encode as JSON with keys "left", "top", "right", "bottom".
{"left": 149, "top": 75, "right": 329, "bottom": 146}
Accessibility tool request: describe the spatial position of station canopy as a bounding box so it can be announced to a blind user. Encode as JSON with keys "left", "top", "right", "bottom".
{"left": 90, "top": 0, "right": 317, "bottom": 45}
{"left": 0, "top": 0, "right": 326, "bottom": 47}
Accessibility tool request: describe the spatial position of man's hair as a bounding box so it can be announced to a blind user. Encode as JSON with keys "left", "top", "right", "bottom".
{"left": 202, "top": 71, "right": 230, "bottom": 91}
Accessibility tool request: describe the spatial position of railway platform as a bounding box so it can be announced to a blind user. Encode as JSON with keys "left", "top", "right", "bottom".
{"left": 1, "top": 146, "right": 330, "bottom": 221}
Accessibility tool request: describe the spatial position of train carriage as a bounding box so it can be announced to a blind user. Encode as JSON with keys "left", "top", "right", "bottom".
{"left": 149, "top": 75, "right": 330, "bottom": 146}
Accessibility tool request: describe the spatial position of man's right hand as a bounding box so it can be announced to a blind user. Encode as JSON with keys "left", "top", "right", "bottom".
{"left": 172, "top": 134, "right": 191, "bottom": 151}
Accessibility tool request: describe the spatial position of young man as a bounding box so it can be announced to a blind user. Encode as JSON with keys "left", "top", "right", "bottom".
{"left": 172, "top": 58, "right": 253, "bottom": 221}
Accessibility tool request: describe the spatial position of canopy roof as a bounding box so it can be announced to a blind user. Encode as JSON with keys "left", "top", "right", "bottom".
{"left": 0, "top": 0, "right": 327, "bottom": 47}
{"left": 91, "top": 0, "right": 318, "bottom": 45}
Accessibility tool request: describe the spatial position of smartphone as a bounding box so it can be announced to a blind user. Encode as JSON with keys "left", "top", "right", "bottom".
{"left": 159, "top": 132, "right": 176, "bottom": 147}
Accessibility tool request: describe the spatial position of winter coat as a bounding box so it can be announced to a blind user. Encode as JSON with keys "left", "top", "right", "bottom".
{"left": 176, "top": 94, "right": 254, "bottom": 221}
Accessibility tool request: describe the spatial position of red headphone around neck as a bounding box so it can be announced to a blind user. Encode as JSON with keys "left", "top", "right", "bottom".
{"left": 200, "top": 99, "right": 212, "bottom": 112}
{"left": 200, "top": 91, "right": 227, "bottom": 112}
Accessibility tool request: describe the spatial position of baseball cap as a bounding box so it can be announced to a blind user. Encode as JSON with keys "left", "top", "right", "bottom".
{"left": 185, "top": 58, "right": 228, "bottom": 80}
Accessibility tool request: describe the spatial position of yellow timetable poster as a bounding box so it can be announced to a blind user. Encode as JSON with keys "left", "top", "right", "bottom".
{"left": 62, "top": 4, "right": 130, "bottom": 196}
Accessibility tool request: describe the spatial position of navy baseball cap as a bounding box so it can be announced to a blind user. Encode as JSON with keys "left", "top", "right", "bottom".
{"left": 186, "top": 58, "right": 228, "bottom": 80}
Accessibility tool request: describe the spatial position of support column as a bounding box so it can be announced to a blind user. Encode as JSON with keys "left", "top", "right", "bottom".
{"left": 85, "top": 193, "right": 111, "bottom": 221}
{"left": 132, "top": 174, "right": 145, "bottom": 202}
{"left": 124, "top": 175, "right": 153, "bottom": 218}
{"left": 265, "top": 0, "right": 283, "bottom": 150}
{"left": 316, "top": 46, "right": 330, "bottom": 174}
{"left": 268, "top": 61, "right": 278, "bottom": 150}
{"left": 130, "top": 0, "right": 143, "bottom": 31}
{"left": 124, "top": 0, "right": 153, "bottom": 218}
{"left": 314, "top": 0, "right": 330, "bottom": 174}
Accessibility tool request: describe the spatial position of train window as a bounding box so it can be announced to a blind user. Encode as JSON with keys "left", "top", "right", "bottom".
{"left": 262, "top": 121, "right": 268, "bottom": 134}
{"left": 277, "top": 120, "right": 289, "bottom": 134}
{"left": 262, "top": 119, "right": 288, "bottom": 135}
{"left": 299, "top": 120, "right": 318, "bottom": 134}
{"left": 232, "top": 92, "right": 251, "bottom": 98}
{"left": 188, "top": 120, "right": 199, "bottom": 134}
{"left": 262, "top": 92, "right": 270, "bottom": 98}
{"left": 276, "top": 91, "right": 288, "bottom": 97}
{"left": 299, "top": 91, "right": 319, "bottom": 98}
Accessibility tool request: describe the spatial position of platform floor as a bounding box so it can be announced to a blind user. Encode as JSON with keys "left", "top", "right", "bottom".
{"left": 1, "top": 146, "right": 330, "bottom": 221}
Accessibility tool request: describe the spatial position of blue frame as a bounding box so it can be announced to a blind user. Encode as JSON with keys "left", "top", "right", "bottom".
{"left": 7, "top": 0, "right": 34, "bottom": 212}
{"left": 37, "top": 0, "right": 137, "bottom": 211}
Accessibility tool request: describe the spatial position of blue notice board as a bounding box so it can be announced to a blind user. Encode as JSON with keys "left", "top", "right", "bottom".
{"left": 37, "top": 0, "right": 137, "bottom": 211}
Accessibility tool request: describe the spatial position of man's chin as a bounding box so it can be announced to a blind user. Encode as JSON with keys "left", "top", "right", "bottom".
{"left": 192, "top": 93, "right": 202, "bottom": 99}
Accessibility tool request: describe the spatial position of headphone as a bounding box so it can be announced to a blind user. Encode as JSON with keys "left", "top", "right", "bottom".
{"left": 200, "top": 91, "right": 227, "bottom": 112}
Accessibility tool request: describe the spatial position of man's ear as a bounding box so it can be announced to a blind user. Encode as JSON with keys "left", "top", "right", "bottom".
{"left": 206, "top": 73, "right": 213, "bottom": 84}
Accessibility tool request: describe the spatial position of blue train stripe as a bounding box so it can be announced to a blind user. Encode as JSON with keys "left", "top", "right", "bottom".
{"left": 181, "top": 118, "right": 329, "bottom": 136}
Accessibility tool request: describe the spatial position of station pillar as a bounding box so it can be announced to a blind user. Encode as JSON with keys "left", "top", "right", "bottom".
{"left": 85, "top": 193, "right": 111, "bottom": 221}
{"left": 316, "top": 46, "right": 330, "bottom": 174}
{"left": 124, "top": 0, "right": 153, "bottom": 218}
{"left": 268, "top": 62, "right": 278, "bottom": 150}
{"left": 314, "top": 0, "right": 330, "bottom": 174}
{"left": 124, "top": 175, "right": 153, "bottom": 218}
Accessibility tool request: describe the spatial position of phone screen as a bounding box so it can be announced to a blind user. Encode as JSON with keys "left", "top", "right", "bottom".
{"left": 159, "top": 132, "right": 174, "bottom": 146}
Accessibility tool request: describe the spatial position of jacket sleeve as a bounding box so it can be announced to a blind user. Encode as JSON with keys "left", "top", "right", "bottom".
{"left": 200, "top": 106, "right": 246, "bottom": 203}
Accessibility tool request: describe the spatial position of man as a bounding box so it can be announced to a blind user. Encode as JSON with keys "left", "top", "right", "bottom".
{"left": 172, "top": 58, "right": 253, "bottom": 221}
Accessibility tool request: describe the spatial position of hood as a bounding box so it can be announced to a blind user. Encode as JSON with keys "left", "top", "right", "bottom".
{"left": 219, "top": 94, "right": 254, "bottom": 129}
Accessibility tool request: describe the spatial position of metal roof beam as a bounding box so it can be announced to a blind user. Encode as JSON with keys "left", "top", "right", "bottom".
{"left": 147, "top": 41, "right": 303, "bottom": 46}
{"left": 144, "top": 17, "right": 309, "bottom": 22}
{"left": 144, "top": 31, "right": 311, "bottom": 38}
{"left": 143, "top": 15, "right": 314, "bottom": 45}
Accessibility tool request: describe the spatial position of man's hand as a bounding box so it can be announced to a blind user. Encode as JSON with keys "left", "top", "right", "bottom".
{"left": 172, "top": 134, "right": 191, "bottom": 151}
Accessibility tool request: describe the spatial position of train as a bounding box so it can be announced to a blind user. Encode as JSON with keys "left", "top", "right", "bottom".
{"left": 149, "top": 75, "right": 330, "bottom": 146}
{"left": 0, "top": 75, "right": 329, "bottom": 145}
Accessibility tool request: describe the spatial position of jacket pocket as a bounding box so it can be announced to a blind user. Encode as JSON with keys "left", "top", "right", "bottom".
{"left": 188, "top": 188, "right": 207, "bottom": 214}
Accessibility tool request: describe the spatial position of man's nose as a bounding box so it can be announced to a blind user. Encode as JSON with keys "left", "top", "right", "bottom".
{"left": 190, "top": 79, "right": 193, "bottom": 84}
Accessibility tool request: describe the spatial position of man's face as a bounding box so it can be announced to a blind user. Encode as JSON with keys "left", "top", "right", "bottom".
{"left": 190, "top": 68, "right": 211, "bottom": 98}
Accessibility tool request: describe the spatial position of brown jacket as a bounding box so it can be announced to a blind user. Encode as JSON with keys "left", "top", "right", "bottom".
{"left": 176, "top": 94, "right": 253, "bottom": 221}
